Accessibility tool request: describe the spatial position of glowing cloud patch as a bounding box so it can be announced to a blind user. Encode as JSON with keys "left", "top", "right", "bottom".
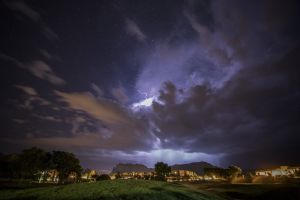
{"left": 132, "top": 97, "right": 154, "bottom": 109}
{"left": 106, "top": 149, "right": 223, "bottom": 167}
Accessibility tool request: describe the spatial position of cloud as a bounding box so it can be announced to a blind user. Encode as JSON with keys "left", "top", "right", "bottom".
{"left": 135, "top": 41, "right": 237, "bottom": 98}
{"left": 33, "top": 114, "right": 63, "bottom": 123}
{"left": 41, "top": 25, "right": 59, "bottom": 41}
{"left": 13, "top": 119, "right": 26, "bottom": 124}
{"left": 3, "top": 0, "right": 40, "bottom": 22}
{"left": 107, "top": 149, "right": 223, "bottom": 167}
{"left": 7, "top": 116, "right": 154, "bottom": 152}
{"left": 0, "top": 54, "right": 65, "bottom": 85}
{"left": 14, "top": 85, "right": 51, "bottom": 110}
{"left": 3, "top": 0, "right": 58, "bottom": 40}
{"left": 25, "top": 133, "right": 102, "bottom": 148}
{"left": 0, "top": 53, "right": 23, "bottom": 68}
{"left": 25, "top": 60, "right": 65, "bottom": 85}
{"left": 90, "top": 83, "right": 104, "bottom": 98}
{"left": 150, "top": 47, "right": 300, "bottom": 168}
{"left": 125, "top": 18, "right": 147, "bottom": 42}
{"left": 134, "top": 2, "right": 248, "bottom": 97}
{"left": 15, "top": 85, "right": 38, "bottom": 96}
{"left": 136, "top": 0, "right": 298, "bottom": 99}
{"left": 184, "top": 9, "right": 232, "bottom": 66}
{"left": 2, "top": 0, "right": 299, "bottom": 170}
{"left": 50, "top": 90, "right": 156, "bottom": 152}
{"left": 3, "top": 87, "right": 155, "bottom": 154}
{"left": 55, "top": 90, "right": 131, "bottom": 125}
{"left": 111, "top": 87, "right": 129, "bottom": 103}
{"left": 183, "top": 10, "right": 211, "bottom": 42}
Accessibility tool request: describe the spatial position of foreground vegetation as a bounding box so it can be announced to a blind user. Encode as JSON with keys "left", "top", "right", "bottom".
{"left": 1, "top": 180, "right": 300, "bottom": 200}
{"left": 184, "top": 182, "right": 300, "bottom": 200}
{"left": 0, "top": 147, "right": 82, "bottom": 183}
{"left": 0, "top": 180, "right": 223, "bottom": 200}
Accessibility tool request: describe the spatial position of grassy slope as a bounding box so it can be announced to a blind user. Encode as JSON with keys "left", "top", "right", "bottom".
{"left": 183, "top": 183, "right": 300, "bottom": 200}
{"left": 0, "top": 180, "right": 223, "bottom": 200}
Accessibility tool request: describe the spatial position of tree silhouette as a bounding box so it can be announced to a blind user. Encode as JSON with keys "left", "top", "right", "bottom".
{"left": 19, "top": 147, "right": 49, "bottom": 179}
{"left": 154, "top": 162, "right": 171, "bottom": 180}
{"left": 51, "top": 151, "right": 82, "bottom": 183}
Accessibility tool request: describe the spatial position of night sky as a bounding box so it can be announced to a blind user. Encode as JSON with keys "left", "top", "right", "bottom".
{"left": 1, "top": 0, "right": 300, "bottom": 170}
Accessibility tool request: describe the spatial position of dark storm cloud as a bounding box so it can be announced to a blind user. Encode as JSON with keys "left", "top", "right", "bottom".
{"left": 151, "top": 47, "right": 300, "bottom": 168}
{"left": 134, "top": 1, "right": 240, "bottom": 96}
{"left": 136, "top": 0, "right": 299, "bottom": 96}
{"left": 143, "top": 0, "right": 300, "bottom": 168}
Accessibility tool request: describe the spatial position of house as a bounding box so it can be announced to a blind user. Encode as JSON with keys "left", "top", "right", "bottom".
{"left": 37, "top": 169, "right": 59, "bottom": 183}
{"left": 255, "top": 166, "right": 300, "bottom": 177}
{"left": 81, "top": 169, "right": 97, "bottom": 181}
{"left": 111, "top": 169, "right": 202, "bottom": 182}
{"left": 113, "top": 171, "right": 155, "bottom": 180}
{"left": 166, "top": 170, "right": 202, "bottom": 182}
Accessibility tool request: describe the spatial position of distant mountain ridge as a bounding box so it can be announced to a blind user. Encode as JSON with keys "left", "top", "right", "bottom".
{"left": 171, "top": 161, "right": 217, "bottom": 175}
{"left": 112, "top": 161, "right": 217, "bottom": 175}
{"left": 112, "top": 163, "right": 153, "bottom": 173}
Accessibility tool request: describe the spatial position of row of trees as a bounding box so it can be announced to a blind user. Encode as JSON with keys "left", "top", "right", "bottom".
{"left": 0, "top": 147, "right": 82, "bottom": 183}
{"left": 82, "top": 169, "right": 111, "bottom": 181}
{"left": 112, "top": 162, "right": 171, "bottom": 181}
{"left": 154, "top": 162, "right": 243, "bottom": 181}
{"left": 204, "top": 165, "right": 242, "bottom": 179}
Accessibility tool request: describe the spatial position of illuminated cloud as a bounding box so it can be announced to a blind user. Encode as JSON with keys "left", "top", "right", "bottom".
{"left": 151, "top": 48, "right": 300, "bottom": 168}
{"left": 114, "top": 149, "right": 223, "bottom": 167}
{"left": 132, "top": 97, "right": 154, "bottom": 110}
{"left": 55, "top": 91, "right": 129, "bottom": 125}
{"left": 90, "top": 83, "right": 104, "bottom": 98}
{"left": 111, "top": 87, "right": 129, "bottom": 103}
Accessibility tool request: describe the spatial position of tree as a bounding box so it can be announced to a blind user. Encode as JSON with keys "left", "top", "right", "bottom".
{"left": 115, "top": 172, "right": 122, "bottom": 179}
{"left": 155, "top": 162, "right": 171, "bottom": 180}
{"left": 0, "top": 153, "right": 20, "bottom": 179}
{"left": 227, "top": 165, "right": 242, "bottom": 178}
{"left": 19, "top": 147, "right": 49, "bottom": 179}
{"left": 52, "top": 151, "right": 82, "bottom": 183}
{"left": 82, "top": 168, "right": 92, "bottom": 179}
{"left": 204, "top": 166, "right": 242, "bottom": 180}
{"left": 204, "top": 167, "right": 226, "bottom": 178}
{"left": 96, "top": 174, "right": 111, "bottom": 181}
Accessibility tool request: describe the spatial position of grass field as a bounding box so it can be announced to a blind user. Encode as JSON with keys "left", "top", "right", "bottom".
{"left": 0, "top": 180, "right": 299, "bottom": 200}
{"left": 183, "top": 182, "right": 300, "bottom": 200}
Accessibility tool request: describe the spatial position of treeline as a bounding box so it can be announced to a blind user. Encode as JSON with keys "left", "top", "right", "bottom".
{"left": 0, "top": 147, "right": 82, "bottom": 183}
{"left": 204, "top": 165, "right": 242, "bottom": 179}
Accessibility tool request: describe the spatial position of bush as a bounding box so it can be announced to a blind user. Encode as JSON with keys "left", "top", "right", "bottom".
{"left": 96, "top": 174, "right": 111, "bottom": 181}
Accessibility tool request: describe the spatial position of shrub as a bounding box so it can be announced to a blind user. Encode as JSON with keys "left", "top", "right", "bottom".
{"left": 96, "top": 174, "right": 111, "bottom": 181}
